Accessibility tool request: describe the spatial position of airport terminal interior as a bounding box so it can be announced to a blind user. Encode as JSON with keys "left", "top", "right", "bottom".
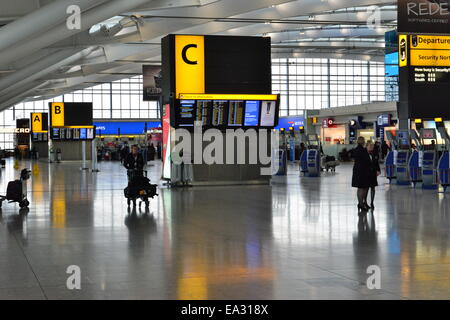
{"left": 1, "top": 0, "right": 450, "bottom": 301}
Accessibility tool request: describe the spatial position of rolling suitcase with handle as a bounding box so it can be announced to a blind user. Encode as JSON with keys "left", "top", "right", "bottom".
{"left": 6, "top": 180, "right": 22, "bottom": 202}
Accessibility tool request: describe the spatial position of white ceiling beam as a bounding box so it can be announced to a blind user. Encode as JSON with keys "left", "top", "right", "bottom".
{"left": 0, "top": 0, "right": 108, "bottom": 53}
{"left": 0, "top": 0, "right": 152, "bottom": 68}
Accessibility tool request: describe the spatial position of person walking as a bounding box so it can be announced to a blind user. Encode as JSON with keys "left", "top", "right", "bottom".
{"left": 366, "top": 141, "right": 381, "bottom": 210}
{"left": 124, "top": 144, "right": 145, "bottom": 181}
{"left": 352, "top": 137, "right": 372, "bottom": 212}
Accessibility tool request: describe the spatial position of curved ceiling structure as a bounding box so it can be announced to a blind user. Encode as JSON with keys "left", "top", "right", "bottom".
{"left": 0, "top": 0, "right": 396, "bottom": 110}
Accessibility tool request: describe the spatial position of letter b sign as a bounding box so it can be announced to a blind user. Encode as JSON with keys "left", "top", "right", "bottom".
{"left": 51, "top": 102, "right": 65, "bottom": 127}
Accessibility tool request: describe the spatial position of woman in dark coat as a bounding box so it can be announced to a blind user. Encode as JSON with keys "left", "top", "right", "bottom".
{"left": 366, "top": 141, "right": 381, "bottom": 210}
{"left": 352, "top": 137, "right": 372, "bottom": 211}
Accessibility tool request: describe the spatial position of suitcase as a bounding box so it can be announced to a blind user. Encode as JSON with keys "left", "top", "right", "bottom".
{"left": 128, "top": 176, "right": 157, "bottom": 198}
{"left": 6, "top": 180, "right": 22, "bottom": 202}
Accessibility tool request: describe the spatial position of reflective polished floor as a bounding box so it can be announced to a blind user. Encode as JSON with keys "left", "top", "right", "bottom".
{"left": 1, "top": 158, "right": 450, "bottom": 300}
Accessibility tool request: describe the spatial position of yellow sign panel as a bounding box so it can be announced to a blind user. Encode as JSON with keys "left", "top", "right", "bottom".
{"left": 399, "top": 34, "right": 408, "bottom": 68}
{"left": 175, "top": 35, "right": 205, "bottom": 98}
{"left": 411, "top": 50, "right": 450, "bottom": 66}
{"left": 178, "top": 94, "right": 278, "bottom": 101}
{"left": 410, "top": 35, "right": 450, "bottom": 50}
{"left": 31, "top": 113, "right": 44, "bottom": 133}
{"left": 51, "top": 102, "right": 65, "bottom": 127}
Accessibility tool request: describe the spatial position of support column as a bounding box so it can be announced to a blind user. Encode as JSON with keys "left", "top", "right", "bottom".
{"left": 81, "top": 141, "right": 88, "bottom": 170}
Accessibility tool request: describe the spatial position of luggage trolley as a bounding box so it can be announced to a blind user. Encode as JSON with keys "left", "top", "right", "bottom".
{"left": 0, "top": 168, "right": 31, "bottom": 209}
{"left": 124, "top": 169, "right": 158, "bottom": 208}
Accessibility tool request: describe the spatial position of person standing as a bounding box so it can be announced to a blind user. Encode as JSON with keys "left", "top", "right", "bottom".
{"left": 120, "top": 143, "right": 129, "bottom": 164}
{"left": 374, "top": 141, "right": 381, "bottom": 161}
{"left": 381, "top": 140, "right": 389, "bottom": 160}
{"left": 148, "top": 143, "right": 156, "bottom": 161}
{"left": 366, "top": 141, "right": 381, "bottom": 210}
{"left": 352, "top": 137, "right": 372, "bottom": 212}
{"left": 156, "top": 142, "right": 162, "bottom": 160}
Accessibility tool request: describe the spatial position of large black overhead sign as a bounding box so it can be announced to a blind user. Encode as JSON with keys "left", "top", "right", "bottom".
{"left": 399, "top": 34, "right": 450, "bottom": 118}
{"left": 162, "top": 35, "right": 272, "bottom": 103}
{"left": 161, "top": 34, "right": 278, "bottom": 129}
{"left": 398, "top": 0, "right": 450, "bottom": 34}
{"left": 49, "top": 102, "right": 93, "bottom": 127}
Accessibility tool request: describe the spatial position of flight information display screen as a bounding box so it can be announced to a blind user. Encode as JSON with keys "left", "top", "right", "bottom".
{"left": 87, "top": 128, "right": 95, "bottom": 140}
{"left": 49, "top": 127, "right": 94, "bottom": 141}
{"left": 80, "top": 128, "right": 87, "bottom": 140}
{"left": 52, "top": 128, "right": 60, "bottom": 140}
{"left": 211, "top": 101, "right": 228, "bottom": 126}
{"left": 260, "top": 101, "right": 276, "bottom": 127}
{"left": 196, "top": 101, "right": 212, "bottom": 126}
{"left": 244, "top": 101, "right": 260, "bottom": 126}
{"left": 32, "top": 133, "right": 48, "bottom": 142}
{"left": 173, "top": 96, "right": 279, "bottom": 129}
{"left": 228, "top": 101, "right": 244, "bottom": 126}
{"left": 178, "top": 100, "right": 196, "bottom": 127}
{"left": 72, "top": 128, "right": 80, "bottom": 140}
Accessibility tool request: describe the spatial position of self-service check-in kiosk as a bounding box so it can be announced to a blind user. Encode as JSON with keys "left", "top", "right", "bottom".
{"left": 300, "top": 134, "right": 321, "bottom": 177}
{"left": 385, "top": 131, "right": 398, "bottom": 183}
{"left": 419, "top": 128, "right": 438, "bottom": 190}
{"left": 395, "top": 130, "right": 411, "bottom": 186}
{"left": 437, "top": 124, "right": 450, "bottom": 192}
{"left": 408, "top": 129, "right": 422, "bottom": 188}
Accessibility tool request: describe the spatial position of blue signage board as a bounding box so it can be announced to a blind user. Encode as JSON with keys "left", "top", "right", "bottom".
{"left": 80, "top": 128, "right": 87, "bottom": 140}
{"left": 94, "top": 121, "right": 161, "bottom": 135}
{"left": 244, "top": 101, "right": 260, "bottom": 126}
{"left": 377, "top": 114, "right": 391, "bottom": 127}
{"left": 385, "top": 52, "right": 399, "bottom": 77}
{"left": 275, "top": 116, "right": 305, "bottom": 130}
